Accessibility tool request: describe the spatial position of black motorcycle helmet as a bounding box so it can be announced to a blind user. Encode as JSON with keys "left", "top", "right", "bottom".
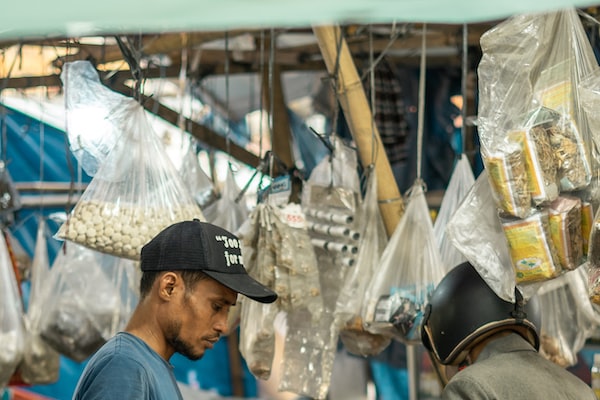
{"left": 421, "top": 261, "right": 541, "bottom": 366}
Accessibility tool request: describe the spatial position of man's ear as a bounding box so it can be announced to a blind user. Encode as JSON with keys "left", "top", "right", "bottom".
{"left": 157, "top": 272, "right": 179, "bottom": 301}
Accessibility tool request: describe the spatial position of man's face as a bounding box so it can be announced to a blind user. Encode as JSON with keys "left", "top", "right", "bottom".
{"left": 164, "top": 276, "right": 237, "bottom": 360}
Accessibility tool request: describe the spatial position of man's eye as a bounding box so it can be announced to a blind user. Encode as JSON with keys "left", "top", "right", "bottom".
{"left": 213, "top": 304, "right": 223, "bottom": 312}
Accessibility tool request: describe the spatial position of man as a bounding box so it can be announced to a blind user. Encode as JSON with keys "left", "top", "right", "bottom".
{"left": 421, "top": 261, "right": 595, "bottom": 399}
{"left": 72, "top": 219, "right": 277, "bottom": 400}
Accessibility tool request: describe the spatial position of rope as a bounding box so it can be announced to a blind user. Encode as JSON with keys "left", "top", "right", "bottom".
{"left": 460, "top": 23, "right": 468, "bottom": 155}
{"left": 416, "top": 24, "right": 427, "bottom": 180}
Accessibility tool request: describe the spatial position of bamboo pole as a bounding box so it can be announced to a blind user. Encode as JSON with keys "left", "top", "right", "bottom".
{"left": 312, "top": 25, "right": 405, "bottom": 236}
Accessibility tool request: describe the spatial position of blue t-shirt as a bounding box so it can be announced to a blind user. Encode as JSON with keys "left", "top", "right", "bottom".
{"left": 72, "top": 332, "right": 183, "bottom": 400}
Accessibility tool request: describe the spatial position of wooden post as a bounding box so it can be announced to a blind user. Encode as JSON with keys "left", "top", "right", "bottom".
{"left": 312, "top": 25, "right": 405, "bottom": 236}
{"left": 261, "top": 35, "right": 295, "bottom": 170}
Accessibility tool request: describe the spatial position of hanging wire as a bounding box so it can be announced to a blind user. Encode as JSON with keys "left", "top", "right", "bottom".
{"left": 360, "top": 28, "right": 402, "bottom": 82}
{"left": 38, "top": 72, "right": 46, "bottom": 212}
{"left": 416, "top": 24, "right": 427, "bottom": 181}
{"left": 259, "top": 30, "right": 265, "bottom": 158}
{"left": 267, "top": 28, "right": 276, "bottom": 171}
{"left": 460, "top": 23, "right": 468, "bottom": 155}
{"left": 224, "top": 31, "right": 232, "bottom": 163}
{"left": 368, "top": 24, "right": 379, "bottom": 169}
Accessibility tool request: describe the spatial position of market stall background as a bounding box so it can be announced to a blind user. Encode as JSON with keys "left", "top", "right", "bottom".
{"left": 2, "top": 1, "right": 600, "bottom": 400}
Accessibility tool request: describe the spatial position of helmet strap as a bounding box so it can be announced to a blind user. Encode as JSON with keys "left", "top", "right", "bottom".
{"left": 510, "top": 288, "right": 526, "bottom": 322}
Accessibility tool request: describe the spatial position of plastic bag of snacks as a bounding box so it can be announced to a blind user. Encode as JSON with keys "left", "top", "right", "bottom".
{"left": 362, "top": 180, "right": 445, "bottom": 343}
{"left": 18, "top": 220, "right": 59, "bottom": 384}
{"left": 478, "top": 9, "right": 596, "bottom": 194}
{"left": 56, "top": 64, "right": 204, "bottom": 260}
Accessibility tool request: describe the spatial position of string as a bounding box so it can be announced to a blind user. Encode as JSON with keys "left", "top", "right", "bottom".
{"left": 267, "top": 28, "right": 275, "bottom": 170}
{"left": 460, "top": 23, "right": 468, "bottom": 156}
{"left": 259, "top": 30, "right": 265, "bottom": 159}
{"left": 368, "top": 25, "right": 379, "bottom": 171}
{"left": 416, "top": 24, "right": 427, "bottom": 181}
{"left": 224, "top": 31, "right": 232, "bottom": 166}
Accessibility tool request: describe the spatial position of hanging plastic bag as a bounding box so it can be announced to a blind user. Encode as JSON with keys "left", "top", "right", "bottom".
{"left": 238, "top": 208, "right": 279, "bottom": 379}
{"left": 18, "top": 220, "right": 59, "bottom": 384}
{"left": 447, "top": 171, "right": 547, "bottom": 302}
{"left": 301, "top": 136, "right": 362, "bottom": 310}
{"left": 0, "top": 230, "right": 25, "bottom": 387}
{"left": 176, "top": 138, "right": 218, "bottom": 209}
{"left": 478, "top": 9, "right": 596, "bottom": 193}
{"left": 61, "top": 61, "right": 131, "bottom": 176}
{"left": 0, "top": 160, "right": 21, "bottom": 214}
{"left": 39, "top": 243, "right": 139, "bottom": 362}
{"left": 362, "top": 180, "right": 445, "bottom": 343}
{"left": 203, "top": 167, "right": 248, "bottom": 232}
{"left": 336, "top": 169, "right": 391, "bottom": 357}
{"left": 56, "top": 68, "right": 204, "bottom": 260}
{"left": 432, "top": 155, "right": 475, "bottom": 272}
{"left": 538, "top": 268, "right": 600, "bottom": 367}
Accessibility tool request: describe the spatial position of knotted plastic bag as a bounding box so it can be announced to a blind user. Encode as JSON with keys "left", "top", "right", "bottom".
{"left": 538, "top": 268, "right": 600, "bottom": 367}
{"left": 203, "top": 167, "right": 248, "bottom": 233}
{"left": 18, "top": 220, "right": 59, "bottom": 385}
{"left": 446, "top": 171, "right": 545, "bottom": 302}
{"left": 478, "top": 9, "right": 595, "bottom": 193}
{"left": 0, "top": 230, "right": 25, "bottom": 388}
{"left": 57, "top": 66, "right": 204, "bottom": 260}
{"left": 336, "top": 169, "right": 391, "bottom": 356}
{"left": 362, "top": 180, "right": 445, "bottom": 343}
{"left": 433, "top": 155, "right": 475, "bottom": 272}
{"left": 176, "top": 138, "right": 217, "bottom": 209}
{"left": 61, "top": 60, "right": 129, "bottom": 176}
{"left": 39, "top": 243, "right": 139, "bottom": 362}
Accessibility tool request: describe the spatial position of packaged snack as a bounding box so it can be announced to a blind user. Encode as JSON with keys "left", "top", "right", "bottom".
{"left": 548, "top": 196, "right": 583, "bottom": 270}
{"left": 482, "top": 143, "right": 531, "bottom": 218}
{"left": 507, "top": 125, "right": 558, "bottom": 205}
{"left": 501, "top": 211, "right": 562, "bottom": 284}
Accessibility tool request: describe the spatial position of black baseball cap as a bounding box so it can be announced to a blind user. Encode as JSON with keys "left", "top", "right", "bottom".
{"left": 141, "top": 219, "right": 277, "bottom": 304}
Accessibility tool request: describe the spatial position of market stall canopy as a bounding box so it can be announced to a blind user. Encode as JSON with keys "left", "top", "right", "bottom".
{"left": 0, "top": 0, "right": 599, "bottom": 39}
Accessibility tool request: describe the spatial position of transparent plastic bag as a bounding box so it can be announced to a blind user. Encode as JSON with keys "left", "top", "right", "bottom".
{"left": 177, "top": 138, "right": 217, "bottom": 209}
{"left": 203, "top": 167, "right": 248, "bottom": 233}
{"left": 39, "top": 243, "right": 139, "bottom": 362}
{"left": 336, "top": 170, "right": 391, "bottom": 357}
{"left": 362, "top": 181, "right": 445, "bottom": 343}
{"left": 433, "top": 155, "right": 475, "bottom": 272}
{"left": 478, "top": 9, "right": 596, "bottom": 193}
{"left": 238, "top": 296, "right": 278, "bottom": 380}
{"left": 19, "top": 220, "right": 59, "bottom": 385}
{"left": 0, "top": 230, "right": 25, "bottom": 388}
{"left": 238, "top": 208, "right": 278, "bottom": 379}
{"left": 61, "top": 61, "right": 130, "bottom": 176}
{"left": 0, "top": 161, "right": 21, "bottom": 214}
{"left": 538, "top": 268, "right": 600, "bottom": 367}
{"left": 446, "top": 171, "right": 520, "bottom": 302}
{"left": 301, "top": 137, "right": 362, "bottom": 311}
{"left": 56, "top": 90, "right": 204, "bottom": 260}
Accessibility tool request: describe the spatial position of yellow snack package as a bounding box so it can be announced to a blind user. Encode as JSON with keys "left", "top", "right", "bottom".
{"left": 483, "top": 144, "right": 531, "bottom": 218}
{"left": 581, "top": 201, "right": 593, "bottom": 255}
{"left": 501, "top": 211, "right": 562, "bottom": 284}
{"left": 548, "top": 196, "right": 583, "bottom": 270}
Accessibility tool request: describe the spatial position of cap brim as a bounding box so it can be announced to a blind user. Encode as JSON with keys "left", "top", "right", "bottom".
{"left": 203, "top": 270, "right": 278, "bottom": 304}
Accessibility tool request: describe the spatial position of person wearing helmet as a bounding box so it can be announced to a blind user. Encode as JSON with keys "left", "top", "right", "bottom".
{"left": 421, "top": 261, "right": 595, "bottom": 399}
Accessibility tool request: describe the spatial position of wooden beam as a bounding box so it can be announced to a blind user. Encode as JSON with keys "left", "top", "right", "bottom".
{"left": 261, "top": 36, "right": 294, "bottom": 169}
{"left": 107, "top": 79, "right": 261, "bottom": 168}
